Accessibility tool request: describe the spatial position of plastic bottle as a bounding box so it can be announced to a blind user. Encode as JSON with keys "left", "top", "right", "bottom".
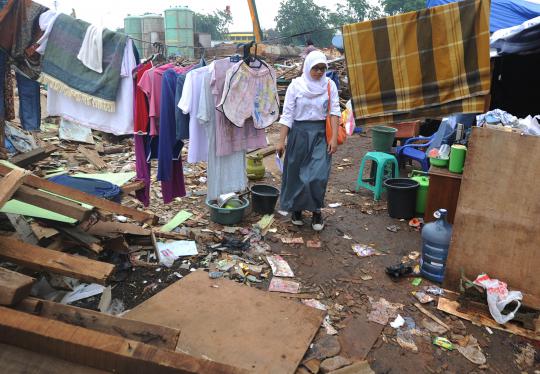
{"left": 420, "top": 209, "right": 453, "bottom": 283}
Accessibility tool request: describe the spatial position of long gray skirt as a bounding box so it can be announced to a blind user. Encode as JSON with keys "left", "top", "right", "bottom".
{"left": 280, "top": 120, "right": 331, "bottom": 212}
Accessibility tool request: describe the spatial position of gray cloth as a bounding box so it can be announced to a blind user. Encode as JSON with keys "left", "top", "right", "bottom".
{"left": 280, "top": 120, "right": 331, "bottom": 212}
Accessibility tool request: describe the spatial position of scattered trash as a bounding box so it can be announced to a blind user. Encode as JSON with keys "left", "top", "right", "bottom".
{"left": 98, "top": 286, "right": 112, "bottom": 313}
{"left": 360, "top": 274, "right": 373, "bottom": 281}
{"left": 396, "top": 316, "right": 419, "bottom": 353}
{"left": 514, "top": 343, "right": 536, "bottom": 370}
{"left": 277, "top": 210, "right": 289, "bottom": 216}
{"left": 352, "top": 244, "right": 377, "bottom": 257}
{"left": 302, "top": 299, "right": 327, "bottom": 310}
{"left": 390, "top": 314, "right": 405, "bottom": 328}
{"left": 208, "top": 271, "right": 224, "bottom": 279}
{"left": 281, "top": 237, "right": 305, "bottom": 245}
{"left": 367, "top": 297, "right": 403, "bottom": 325}
{"left": 456, "top": 336, "right": 486, "bottom": 365}
{"left": 412, "top": 290, "right": 434, "bottom": 304}
{"left": 408, "top": 251, "right": 420, "bottom": 260}
{"left": 424, "top": 285, "right": 444, "bottom": 296}
{"left": 386, "top": 224, "right": 400, "bottom": 233}
{"left": 385, "top": 262, "right": 413, "bottom": 279}
{"left": 115, "top": 215, "right": 128, "bottom": 223}
{"left": 306, "top": 240, "right": 321, "bottom": 248}
{"left": 157, "top": 240, "right": 198, "bottom": 267}
{"left": 421, "top": 318, "right": 448, "bottom": 334}
{"left": 268, "top": 277, "right": 300, "bottom": 293}
{"left": 328, "top": 203, "right": 342, "bottom": 208}
{"left": 342, "top": 234, "right": 352, "bottom": 240}
{"left": 485, "top": 326, "right": 493, "bottom": 334}
{"left": 408, "top": 218, "right": 422, "bottom": 228}
{"left": 323, "top": 316, "right": 338, "bottom": 335}
{"left": 160, "top": 210, "right": 193, "bottom": 232}
{"left": 473, "top": 273, "right": 523, "bottom": 324}
{"left": 266, "top": 255, "right": 295, "bottom": 277}
{"left": 411, "top": 278, "right": 422, "bottom": 286}
{"left": 60, "top": 283, "right": 105, "bottom": 304}
{"left": 433, "top": 337, "right": 454, "bottom": 351}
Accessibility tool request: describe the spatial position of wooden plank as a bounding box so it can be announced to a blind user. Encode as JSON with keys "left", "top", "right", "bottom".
{"left": 81, "top": 220, "right": 151, "bottom": 237}
{"left": 437, "top": 297, "right": 540, "bottom": 341}
{"left": 444, "top": 128, "right": 540, "bottom": 309}
{"left": 126, "top": 271, "right": 325, "bottom": 374}
{"left": 10, "top": 146, "right": 56, "bottom": 168}
{"left": 0, "top": 268, "right": 34, "bottom": 306}
{"left": 0, "top": 343, "right": 107, "bottom": 374}
{"left": 15, "top": 297, "right": 180, "bottom": 350}
{"left": 78, "top": 145, "right": 107, "bottom": 170}
{"left": 0, "top": 169, "right": 28, "bottom": 208}
{"left": 0, "top": 236, "right": 114, "bottom": 284}
{"left": 49, "top": 223, "right": 103, "bottom": 254}
{"left": 14, "top": 185, "right": 91, "bottom": 222}
{"left": 121, "top": 180, "right": 145, "bottom": 194}
{"left": 0, "top": 164, "right": 156, "bottom": 223}
{"left": 0, "top": 306, "right": 247, "bottom": 374}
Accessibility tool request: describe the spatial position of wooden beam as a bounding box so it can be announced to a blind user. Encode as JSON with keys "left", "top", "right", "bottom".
{"left": 0, "top": 306, "right": 247, "bottom": 374}
{"left": 16, "top": 297, "right": 180, "bottom": 350}
{"left": 48, "top": 223, "right": 103, "bottom": 254}
{"left": 0, "top": 164, "right": 156, "bottom": 224}
{"left": 0, "top": 268, "right": 34, "bottom": 306}
{"left": 0, "top": 236, "right": 114, "bottom": 284}
{"left": 10, "top": 146, "right": 56, "bottom": 168}
{"left": 0, "top": 169, "right": 28, "bottom": 208}
{"left": 78, "top": 145, "right": 107, "bottom": 170}
{"left": 14, "top": 185, "right": 92, "bottom": 222}
{"left": 121, "top": 180, "right": 145, "bottom": 194}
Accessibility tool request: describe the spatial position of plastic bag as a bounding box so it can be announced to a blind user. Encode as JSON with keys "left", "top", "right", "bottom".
{"left": 473, "top": 274, "right": 522, "bottom": 324}
{"left": 341, "top": 100, "right": 356, "bottom": 136}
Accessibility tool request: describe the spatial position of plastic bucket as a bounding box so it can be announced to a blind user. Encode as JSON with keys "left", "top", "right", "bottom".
{"left": 371, "top": 126, "right": 397, "bottom": 152}
{"left": 383, "top": 178, "right": 419, "bottom": 219}
{"left": 250, "top": 184, "right": 280, "bottom": 214}
{"left": 410, "top": 171, "right": 429, "bottom": 214}
{"left": 206, "top": 197, "right": 249, "bottom": 225}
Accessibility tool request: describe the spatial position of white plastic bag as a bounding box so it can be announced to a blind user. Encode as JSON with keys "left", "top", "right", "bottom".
{"left": 473, "top": 274, "right": 522, "bottom": 324}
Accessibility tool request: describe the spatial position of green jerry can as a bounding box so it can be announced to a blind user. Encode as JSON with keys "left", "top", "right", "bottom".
{"left": 410, "top": 170, "right": 429, "bottom": 214}
{"left": 246, "top": 153, "right": 266, "bottom": 180}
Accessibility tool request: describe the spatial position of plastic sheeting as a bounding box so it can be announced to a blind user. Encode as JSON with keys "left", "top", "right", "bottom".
{"left": 426, "top": 0, "right": 540, "bottom": 32}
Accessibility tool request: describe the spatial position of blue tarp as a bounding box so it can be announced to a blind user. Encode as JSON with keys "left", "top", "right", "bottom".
{"left": 426, "top": 0, "right": 540, "bottom": 32}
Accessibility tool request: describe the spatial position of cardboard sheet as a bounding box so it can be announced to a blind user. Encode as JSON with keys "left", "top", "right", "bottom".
{"left": 125, "top": 271, "right": 324, "bottom": 374}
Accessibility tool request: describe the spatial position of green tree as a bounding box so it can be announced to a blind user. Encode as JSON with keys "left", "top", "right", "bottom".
{"left": 328, "top": 0, "right": 382, "bottom": 27}
{"left": 275, "top": 0, "right": 333, "bottom": 47}
{"left": 381, "top": 0, "right": 425, "bottom": 15}
{"left": 194, "top": 7, "right": 233, "bottom": 40}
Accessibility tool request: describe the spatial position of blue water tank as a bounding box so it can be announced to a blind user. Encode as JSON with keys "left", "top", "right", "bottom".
{"left": 420, "top": 209, "right": 453, "bottom": 283}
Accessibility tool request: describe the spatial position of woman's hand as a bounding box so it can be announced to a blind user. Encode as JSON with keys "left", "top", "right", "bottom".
{"left": 276, "top": 141, "right": 286, "bottom": 158}
{"left": 327, "top": 137, "right": 338, "bottom": 154}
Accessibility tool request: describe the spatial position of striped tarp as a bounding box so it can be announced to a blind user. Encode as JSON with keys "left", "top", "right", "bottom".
{"left": 343, "top": 0, "right": 491, "bottom": 126}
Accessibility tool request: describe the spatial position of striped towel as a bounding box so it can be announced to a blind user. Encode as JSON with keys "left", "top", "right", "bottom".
{"left": 343, "top": 0, "right": 491, "bottom": 126}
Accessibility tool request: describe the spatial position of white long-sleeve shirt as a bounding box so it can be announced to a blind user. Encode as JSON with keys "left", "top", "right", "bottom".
{"left": 278, "top": 79, "right": 341, "bottom": 128}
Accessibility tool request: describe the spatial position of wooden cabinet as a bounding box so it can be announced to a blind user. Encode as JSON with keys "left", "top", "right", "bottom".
{"left": 424, "top": 166, "right": 462, "bottom": 224}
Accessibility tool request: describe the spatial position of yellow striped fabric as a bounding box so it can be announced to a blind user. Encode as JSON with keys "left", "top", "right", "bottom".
{"left": 343, "top": 0, "right": 491, "bottom": 126}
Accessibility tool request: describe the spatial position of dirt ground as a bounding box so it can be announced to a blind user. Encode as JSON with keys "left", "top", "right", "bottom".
{"left": 67, "top": 128, "right": 538, "bottom": 374}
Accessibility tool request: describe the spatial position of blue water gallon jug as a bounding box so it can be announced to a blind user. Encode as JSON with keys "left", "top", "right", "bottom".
{"left": 420, "top": 209, "right": 453, "bottom": 283}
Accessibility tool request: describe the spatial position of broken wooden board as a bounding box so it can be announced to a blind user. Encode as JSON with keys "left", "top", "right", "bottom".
{"left": 0, "top": 267, "right": 34, "bottom": 306}
{"left": 125, "top": 270, "right": 325, "bottom": 374}
{"left": 6, "top": 214, "right": 38, "bottom": 245}
{"left": 120, "top": 180, "right": 145, "bottom": 194}
{"left": 48, "top": 223, "right": 103, "bottom": 254}
{"left": 0, "top": 306, "right": 247, "bottom": 374}
{"left": 0, "top": 169, "right": 28, "bottom": 208}
{"left": 0, "top": 163, "right": 156, "bottom": 223}
{"left": 77, "top": 145, "right": 107, "bottom": 170}
{"left": 0, "top": 236, "right": 114, "bottom": 284}
{"left": 14, "top": 185, "right": 92, "bottom": 222}
{"left": 0, "top": 343, "right": 107, "bottom": 374}
{"left": 15, "top": 297, "right": 180, "bottom": 350}
{"left": 444, "top": 128, "right": 540, "bottom": 309}
{"left": 437, "top": 297, "right": 540, "bottom": 341}
{"left": 82, "top": 221, "right": 151, "bottom": 237}
{"left": 338, "top": 316, "right": 384, "bottom": 361}
{"left": 10, "top": 145, "right": 57, "bottom": 168}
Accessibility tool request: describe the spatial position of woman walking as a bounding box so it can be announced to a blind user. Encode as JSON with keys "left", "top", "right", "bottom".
{"left": 276, "top": 50, "right": 340, "bottom": 231}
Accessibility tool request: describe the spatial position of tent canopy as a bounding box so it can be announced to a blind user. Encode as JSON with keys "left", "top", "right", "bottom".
{"left": 426, "top": 0, "right": 540, "bottom": 32}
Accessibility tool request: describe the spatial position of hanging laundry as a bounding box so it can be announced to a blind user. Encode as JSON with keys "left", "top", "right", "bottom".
{"left": 39, "top": 14, "right": 127, "bottom": 112}
{"left": 218, "top": 61, "right": 280, "bottom": 129}
{"left": 212, "top": 58, "right": 268, "bottom": 157}
{"left": 46, "top": 39, "right": 136, "bottom": 135}
{"left": 0, "top": 0, "right": 48, "bottom": 79}
{"left": 178, "top": 66, "right": 211, "bottom": 163}
{"left": 175, "top": 59, "right": 205, "bottom": 141}
{"left": 133, "top": 61, "right": 152, "bottom": 134}
{"left": 77, "top": 24, "right": 104, "bottom": 73}
{"left": 342, "top": 0, "right": 491, "bottom": 126}
{"left": 198, "top": 64, "right": 247, "bottom": 201}
{"left": 158, "top": 68, "right": 189, "bottom": 204}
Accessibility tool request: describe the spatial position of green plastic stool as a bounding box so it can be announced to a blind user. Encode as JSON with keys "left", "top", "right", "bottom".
{"left": 356, "top": 151, "right": 399, "bottom": 200}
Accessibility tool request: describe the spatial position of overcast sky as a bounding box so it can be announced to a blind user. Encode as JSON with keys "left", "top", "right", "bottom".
{"left": 34, "top": 0, "right": 349, "bottom": 32}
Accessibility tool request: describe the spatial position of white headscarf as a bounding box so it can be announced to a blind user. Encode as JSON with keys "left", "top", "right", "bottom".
{"left": 294, "top": 50, "right": 329, "bottom": 98}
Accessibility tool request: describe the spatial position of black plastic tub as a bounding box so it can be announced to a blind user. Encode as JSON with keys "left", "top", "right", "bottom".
{"left": 250, "top": 184, "right": 280, "bottom": 214}
{"left": 383, "top": 178, "right": 419, "bottom": 219}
